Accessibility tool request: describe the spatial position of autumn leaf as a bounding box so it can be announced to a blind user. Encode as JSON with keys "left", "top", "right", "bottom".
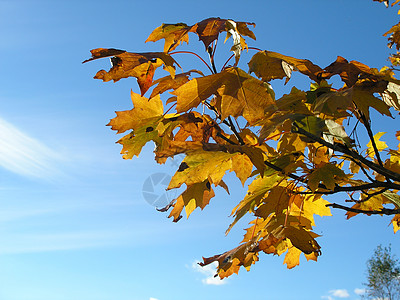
{"left": 231, "top": 154, "right": 253, "bottom": 186}
{"left": 117, "top": 123, "right": 161, "bottom": 159}
{"left": 255, "top": 186, "right": 291, "bottom": 218}
{"left": 83, "top": 48, "right": 180, "bottom": 95}
{"left": 172, "top": 67, "right": 275, "bottom": 124}
{"left": 107, "top": 92, "right": 163, "bottom": 134}
{"left": 191, "top": 17, "right": 255, "bottom": 50}
{"left": 308, "top": 163, "right": 347, "bottom": 191}
{"left": 146, "top": 18, "right": 256, "bottom": 53}
{"left": 283, "top": 226, "right": 321, "bottom": 255}
{"left": 168, "top": 151, "right": 235, "bottom": 189}
{"left": 149, "top": 70, "right": 204, "bottom": 99}
{"left": 249, "top": 50, "right": 323, "bottom": 83}
{"left": 227, "top": 173, "right": 283, "bottom": 234}
{"left": 322, "top": 56, "right": 374, "bottom": 86}
{"left": 385, "top": 22, "right": 400, "bottom": 50}
{"left": 168, "top": 180, "right": 215, "bottom": 221}
{"left": 367, "top": 132, "right": 388, "bottom": 158}
{"left": 146, "top": 23, "right": 191, "bottom": 52}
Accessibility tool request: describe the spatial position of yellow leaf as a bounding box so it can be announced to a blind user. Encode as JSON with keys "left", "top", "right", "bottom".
{"left": 391, "top": 215, "right": 400, "bottom": 233}
{"left": 366, "top": 132, "right": 388, "bottom": 158}
{"left": 168, "top": 151, "right": 234, "bottom": 190}
{"left": 283, "top": 246, "right": 301, "bottom": 269}
{"left": 231, "top": 153, "right": 253, "bottom": 186}
{"left": 168, "top": 180, "right": 215, "bottom": 220}
{"left": 107, "top": 92, "right": 163, "bottom": 133}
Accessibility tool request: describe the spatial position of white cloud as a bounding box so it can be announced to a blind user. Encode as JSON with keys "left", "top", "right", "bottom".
{"left": 321, "top": 296, "right": 333, "bottom": 300}
{"left": 354, "top": 288, "right": 366, "bottom": 295}
{"left": 0, "top": 117, "right": 63, "bottom": 179}
{"left": 192, "top": 261, "right": 227, "bottom": 285}
{"left": 149, "top": 298, "right": 159, "bottom": 300}
{"left": 329, "top": 289, "right": 350, "bottom": 298}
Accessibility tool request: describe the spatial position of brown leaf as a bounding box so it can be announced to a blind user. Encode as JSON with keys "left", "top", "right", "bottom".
{"left": 249, "top": 50, "right": 323, "bottom": 83}
{"left": 283, "top": 226, "right": 321, "bottom": 255}
{"left": 322, "top": 56, "right": 377, "bottom": 87}
{"left": 83, "top": 48, "right": 180, "bottom": 95}
{"left": 146, "top": 18, "right": 256, "bottom": 53}
{"left": 384, "top": 21, "right": 400, "bottom": 50}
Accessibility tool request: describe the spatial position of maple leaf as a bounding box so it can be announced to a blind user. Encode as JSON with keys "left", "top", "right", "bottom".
{"left": 385, "top": 21, "right": 400, "bottom": 50}
{"left": 200, "top": 240, "right": 258, "bottom": 279}
{"left": 284, "top": 227, "right": 321, "bottom": 255}
{"left": 191, "top": 17, "right": 255, "bottom": 50}
{"left": 146, "top": 23, "right": 192, "bottom": 52}
{"left": 248, "top": 50, "right": 323, "bottom": 83}
{"left": 149, "top": 70, "right": 204, "bottom": 99}
{"left": 322, "top": 56, "right": 374, "bottom": 86}
{"left": 227, "top": 173, "right": 283, "bottom": 234}
{"left": 108, "top": 92, "right": 163, "bottom": 134}
{"left": 146, "top": 18, "right": 256, "bottom": 54}
{"left": 307, "top": 163, "right": 347, "bottom": 192}
{"left": 366, "top": 132, "right": 388, "bottom": 158}
{"left": 83, "top": 48, "right": 180, "bottom": 95}
{"left": 168, "top": 180, "right": 215, "bottom": 221}
{"left": 255, "top": 186, "right": 291, "bottom": 219}
{"left": 172, "top": 67, "right": 275, "bottom": 124}
{"left": 231, "top": 153, "right": 253, "bottom": 186}
{"left": 168, "top": 151, "right": 235, "bottom": 190}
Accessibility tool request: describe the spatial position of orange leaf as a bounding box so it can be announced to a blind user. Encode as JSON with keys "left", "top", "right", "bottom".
{"left": 83, "top": 48, "right": 180, "bottom": 95}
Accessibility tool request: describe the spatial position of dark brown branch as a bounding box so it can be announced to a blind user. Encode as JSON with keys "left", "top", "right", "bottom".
{"left": 359, "top": 112, "right": 385, "bottom": 168}
{"left": 326, "top": 203, "right": 400, "bottom": 215}
{"left": 203, "top": 100, "right": 244, "bottom": 145}
{"left": 292, "top": 123, "right": 400, "bottom": 183}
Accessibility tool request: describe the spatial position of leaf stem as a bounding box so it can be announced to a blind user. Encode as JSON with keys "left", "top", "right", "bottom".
{"left": 170, "top": 51, "right": 214, "bottom": 74}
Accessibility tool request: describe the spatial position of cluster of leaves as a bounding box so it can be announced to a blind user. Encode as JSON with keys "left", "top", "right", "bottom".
{"left": 84, "top": 14, "right": 400, "bottom": 278}
{"left": 375, "top": 0, "right": 400, "bottom": 66}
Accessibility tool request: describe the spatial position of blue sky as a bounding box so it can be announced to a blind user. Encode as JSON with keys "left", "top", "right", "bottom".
{"left": 0, "top": 0, "right": 399, "bottom": 299}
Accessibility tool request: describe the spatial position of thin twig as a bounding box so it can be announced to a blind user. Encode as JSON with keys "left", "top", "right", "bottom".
{"left": 170, "top": 51, "right": 214, "bottom": 74}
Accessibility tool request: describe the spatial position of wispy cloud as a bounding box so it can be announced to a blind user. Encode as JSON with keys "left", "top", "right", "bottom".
{"left": 0, "top": 230, "right": 134, "bottom": 254}
{"left": 354, "top": 288, "right": 365, "bottom": 295}
{"left": 0, "top": 117, "right": 63, "bottom": 179}
{"left": 192, "top": 261, "right": 227, "bottom": 285}
{"left": 149, "top": 298, "right": 159, "bottom": 300}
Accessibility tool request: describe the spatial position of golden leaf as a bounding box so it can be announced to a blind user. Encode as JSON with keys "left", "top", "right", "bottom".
{"left": 107, "top": 92, "right": 163, "bottom": 134}
{"left": 366, "top": 132, "right": 388, "bottom": 158}
{"left": 172, "top": 67, "right": 275, "bottom": 124}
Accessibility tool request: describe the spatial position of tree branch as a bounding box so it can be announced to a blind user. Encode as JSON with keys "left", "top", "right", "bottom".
{"left": 292, "top": 123, "right": 400, "bottom": 183}
{"left": 326, "top": 203, "right": 400, "bottom": 215}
